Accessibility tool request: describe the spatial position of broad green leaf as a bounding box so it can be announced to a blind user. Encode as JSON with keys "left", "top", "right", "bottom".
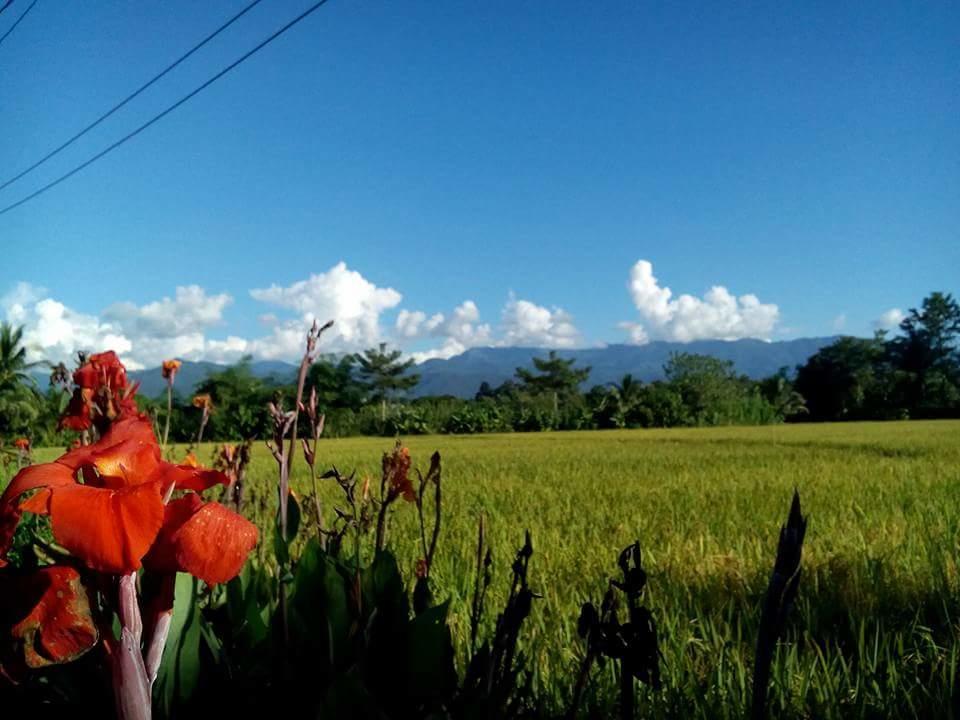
{"left": 273, "top": 491, "right": 302, "bottom": 565}
{"left": 153, "top": 573, "right": 202, "bottom": 719}
{"left": 405, "top": 600, "right": 456, "bottom": 702}
{"left": 290, "top": 538, "right": 350, "bottom": 666}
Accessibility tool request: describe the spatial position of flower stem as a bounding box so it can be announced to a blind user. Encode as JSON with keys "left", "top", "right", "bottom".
{"left": 162, "top": 380, "right": 173, "bottom": 452}
{"left": 111, "top": 573, "right": 152, "bottom": 720}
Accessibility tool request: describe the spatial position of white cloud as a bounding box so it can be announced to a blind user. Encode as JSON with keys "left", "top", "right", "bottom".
{"left": 618, "top": 321, "right": 649, "bottom": 345}
{"left": 250, "top": 262, "right": 401, "bottom": 349}
{"left": 1, "top": 282, "right": 238, "bottom": 369}
{"left": 404, "top": 301, "right": 493, "bottom": 363}
{"left": 623, "top": 260, "right": 779, "bottom": 344}
{"left": 874, "top": 308, "right": 905, "bottom": 331}
{"left": 395, "top": 310, "right": 424, "bottom": 338}
{"left": 833, "top": 314, "right": 847, "bottom": 331}
{"left": 103, "top": 286, "right": 232, "bottom": 340}
{"left": 2, "top": 284, "right": 134, "bottom": 366}
{"left": 500, "top": 295, "right": 580, "bottom": 348}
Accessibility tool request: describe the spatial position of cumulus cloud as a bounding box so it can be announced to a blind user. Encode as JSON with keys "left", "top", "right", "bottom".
{"left": 0, "top": 282, "right": 237, "bottom": 369}
{"left": 2, "top": 284, "right": 132, "bottom": 365}
{"left": 250, "top": 262, "right": 401, "bottom": 350}
{"left": 396, "top": 310, "right": 443, "bottom": 339}
{"left": 103, "top": 286, "right": 232, "bottom": 339}
{"left": 874, "top": 308, "right": 905, "bottom": 331}
{"left": 500, "top": 295, "right": 580, "bottom": 348}
{"left": 622, "top": 260, "right": 779, "bottom": 344}
{"left": 402, "top": 301, "right": 493, "bottom": 362}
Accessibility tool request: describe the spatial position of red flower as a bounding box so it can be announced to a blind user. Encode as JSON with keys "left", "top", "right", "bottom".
{"left": 415, "top": 558, "right": 428, "bottom": 579}
{"left": 383, "top": 444, "right": 415, "bottom": 503}
{"left": 161, "top": 359, "right": 182, "bottom": 381}
{"left": 13, "top": 438, "right": 30, "bottom": 452}
{"left": 145, "top": 494, "right": 258, "bottom": 584}
{"left": 0, "top": 416, "right": 254, "bottom": 576}
{"left": 59, "top": 351, "right": 140, "bottom": 432}
{"left": 1, "top": 567, "right": 98, "bottom": 670}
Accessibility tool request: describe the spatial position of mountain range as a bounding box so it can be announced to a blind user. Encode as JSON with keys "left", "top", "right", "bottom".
{"left": 109, "top": 337, "right": 838, "bottom": 400}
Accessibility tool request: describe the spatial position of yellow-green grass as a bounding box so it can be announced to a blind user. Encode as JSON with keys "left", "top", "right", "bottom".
{"left": 26, "top": 421, "right": 960, "bottom": 717}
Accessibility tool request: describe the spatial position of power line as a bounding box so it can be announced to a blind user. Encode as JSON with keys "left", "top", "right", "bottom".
{"left": 0, "top": 0, "right": 331, "bottom": 217}
{"left": 0, "top": 0, "right": 37, "bottom": 48}
{"left": 0, "top": 1, "right": 15, "bottom": 19}
{"left": 0, "top": 0, "right": 267, "bottom": 192}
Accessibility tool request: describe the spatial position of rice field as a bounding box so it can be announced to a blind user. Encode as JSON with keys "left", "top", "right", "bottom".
{"left": 33, "top": 420, "right": 960, "bottom": 717}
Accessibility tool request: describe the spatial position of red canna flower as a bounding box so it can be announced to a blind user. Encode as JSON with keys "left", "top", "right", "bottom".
{"left": 59, "top": 351, "right": 140, "bottom": 432}
{"left": 1, "top": 566, "right": 99, "bottom": 671}
{"left": 383, "top": 444, "right": 415, "bottom": 503}
{"left": 145, "top": 493, "right": 258, "bottom": 584}
{"left": 0, "top": 352, "right": 258, "bottom": 717}
{"left": 13, "top": 438, "right": 30, "bottom": 452}
{"left": 0, "top": 416, "right": 255, "bottom": 575}
{"left": 415, "top": 558, "right": 428, "bottom": 579}
{"left": 161, "top": 359, "right": 182, "bottom": 382}
{"left": 191, "top": 393, "right": 213, "bottom": 411}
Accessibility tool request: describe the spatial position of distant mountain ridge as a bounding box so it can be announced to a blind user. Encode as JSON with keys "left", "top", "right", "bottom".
{"left": 413, "top": 337, "right": 838, "bottom": 397}
{"left": 108, "top": 336, "right": 838, "bottom": 400}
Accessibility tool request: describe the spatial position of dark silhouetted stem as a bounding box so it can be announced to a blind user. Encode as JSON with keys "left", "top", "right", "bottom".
{"left": 751, "top": 490, "right": 807, "bottom": 720}
{"left": 567, "top": 651, "right": 596, "bottom": 720}
{"left": 620, "top": 660, "right": 634, "bottom": 720}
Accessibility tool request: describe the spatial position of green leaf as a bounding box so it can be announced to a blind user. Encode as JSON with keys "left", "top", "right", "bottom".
{"left": 361, "top": 550, "right": 407, "bottom": 621}
{"left": 273, "top": 491, "right": 302, "bottom": 565}
{"left": 287, "top": 491, "right": 302, "bottom": 540}
{"left": 405, "top": 600, "right": 456, "bottom": 702}
{"left": 290, "top": 538, "right": 351, "bottom": 666}
{"left": 318, "top": 666, "right": 381, "bottom": 720}
{"left": 153, "top": 573, "right": 202, "bottom": 719}
{"left": 226, "top": 563, "right": 270, "bottom": 649}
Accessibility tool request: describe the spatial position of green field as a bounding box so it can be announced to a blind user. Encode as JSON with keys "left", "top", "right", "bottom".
{"left": 33, "top": 420, "right": 960, "bottom": 717}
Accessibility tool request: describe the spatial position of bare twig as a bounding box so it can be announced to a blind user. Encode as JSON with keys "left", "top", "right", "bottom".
{"left": 301, "top": 385, "right": 327, "bottom": 543}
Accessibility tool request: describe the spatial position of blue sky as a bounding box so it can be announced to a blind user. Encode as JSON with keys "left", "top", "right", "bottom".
{"left": 1, "top": 1, "right": 957, "bottom": 367}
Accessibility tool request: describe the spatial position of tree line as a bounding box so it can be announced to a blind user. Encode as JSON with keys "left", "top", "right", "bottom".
{"left": 0, "top": 291, "right": 957, "bottom": 445}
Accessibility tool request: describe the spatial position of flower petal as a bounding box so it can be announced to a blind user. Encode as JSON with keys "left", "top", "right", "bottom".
{"left": 49, "top": 482, "right": 164, "bottom": 574}
{"left": 147, "top": 499, "right": 257, "bottom": 584}
{"left": 59, "top": 416, "right": 160, "bottom": 488}
{"left": 157, "top": 463, "right": 230, "bottom": 493}
{"left": 144, "top": 494, "right": 204, "bottom": 575}
{"left": 18, "top": 488, "right": 51, "bottom": 516}
{"left": 0, "top": 463, "right": 76, "bottom": 566}
{"left": 4, "top": 567, "right": 99, "bottom": 668}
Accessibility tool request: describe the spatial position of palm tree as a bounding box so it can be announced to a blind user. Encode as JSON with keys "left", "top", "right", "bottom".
{"left": 0, "top": 323, "right": 40, "bottom": 392}
{"left": 596, "top": 374, "right": 644, "bottom": 428}
{"left": 612, "top": 374, "right": 643, "bottom": 406}
{"left": 0, "top": 323, "right": 43, "bottom": 436}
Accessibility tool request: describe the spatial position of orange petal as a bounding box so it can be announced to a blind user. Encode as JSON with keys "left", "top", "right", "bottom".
{"left": 165, "top": 501, "right": 258, "bottom": 585}
{"left": 0, "top": 462, "right": 76, "bottom": 508}
{"left": 58, "top": 388, "right": 93, "bottom": 431}
{"left": 144, "top": 494, "right": 205, "bottom": 575}
{"left": 49, "top": 482, "right": 164, "bottom": 575}
{"left": 59, "top": 416, "right": 160, "bottom": 488}
{"left": 155, "top": 463, "right": 230, "bottom": 494}
{"left": 6, "top": 567, "right": 98, "bottom": 668}
{"left": 19, "top": 488, "right": 52, "bottom": 516}
{"left": 0, "top": 463, "right": 76, "bottom": 564}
